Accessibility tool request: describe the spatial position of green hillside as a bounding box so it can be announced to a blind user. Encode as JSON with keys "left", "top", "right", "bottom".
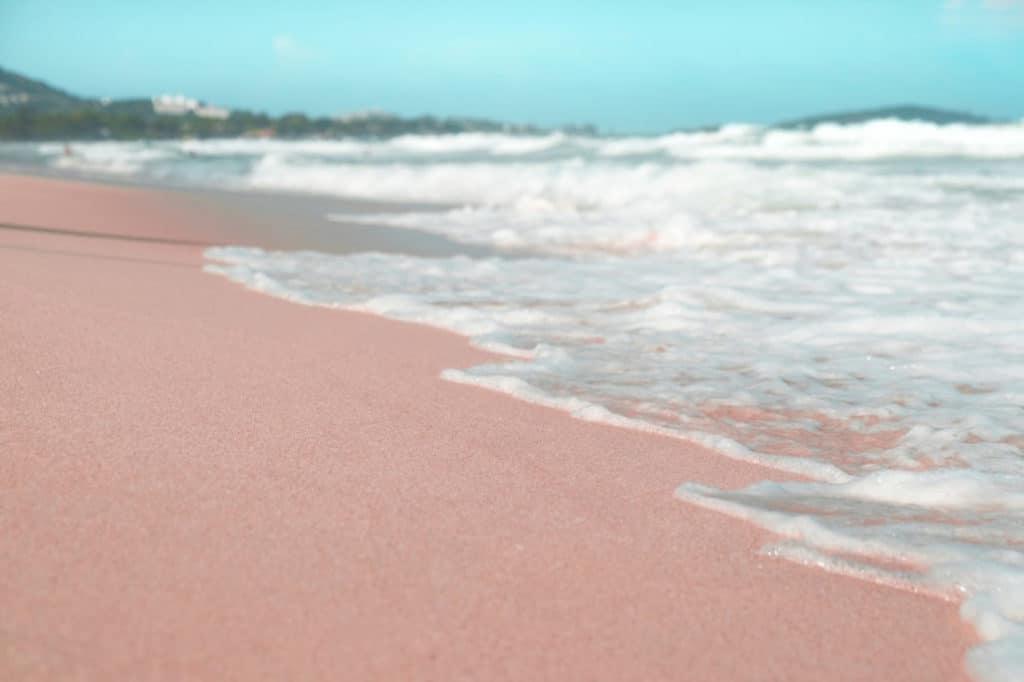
{"left": 0, "top": 66, "right": 90, "bottom": 112}
{"left": 777, "top": 105, "right": 989, "bottom": 129}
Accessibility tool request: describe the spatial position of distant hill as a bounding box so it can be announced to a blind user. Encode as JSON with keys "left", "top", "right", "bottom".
{"left": 0, "top": 66, "right": 1000, "bottom": 141}
{"left": 0, "top": 66, "right": 90, "bottom": 112}
{"left": 777, "top": 105, "right": 990, "bottom": 129}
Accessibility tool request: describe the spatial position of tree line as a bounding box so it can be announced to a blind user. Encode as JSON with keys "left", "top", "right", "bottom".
{"left": 0, "top": 107, "right": 580, "bottom": 140}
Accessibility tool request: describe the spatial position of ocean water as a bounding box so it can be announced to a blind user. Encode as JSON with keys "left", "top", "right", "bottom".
{"left": 11, "top": 120, "right": 1024, "bottom": 679}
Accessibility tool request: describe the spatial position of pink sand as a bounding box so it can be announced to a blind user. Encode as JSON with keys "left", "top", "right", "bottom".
{"left": 0, "top": 174, "right": 974, "bottom": 680}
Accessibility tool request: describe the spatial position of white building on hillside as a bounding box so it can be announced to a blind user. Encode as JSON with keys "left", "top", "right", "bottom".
{"left": 195, "top": 104, "right": 230, "bottom": 120}
{"left": 0, "top": 83, "right": 30, "bottom": 107}
{"left": 152, "top": 94, "right": 231, "bottom": 119}
{"left": 152, "top": 94, "right": 199, "bottom": 115}
{"left": 333, "top": 109, "right": 397, "bottom": 123}
{"left": 0, "top": 92, "right": 29, "bottom": 107}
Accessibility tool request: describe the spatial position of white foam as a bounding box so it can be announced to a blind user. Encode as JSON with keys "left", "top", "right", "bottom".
{"left": 44, "top": 142, "right": 176, "bottom": 175}
{"left": 440, "top": 368, "right": 851, "bottom": 482}
{"left": 22, "top": 118, "right": 1024, "bottom": 188}
{"left": 676, "top": 472, "right": 1024, "bottom": 682}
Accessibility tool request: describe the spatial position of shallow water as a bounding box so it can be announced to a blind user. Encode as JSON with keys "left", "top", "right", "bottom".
{"left": 9, "top": 120, "right": 1024, "bottom": 679}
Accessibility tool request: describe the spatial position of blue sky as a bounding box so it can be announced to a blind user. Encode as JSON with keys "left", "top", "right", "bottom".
{"left": 1, "top": 1, "right": 1022, "bottom": 132}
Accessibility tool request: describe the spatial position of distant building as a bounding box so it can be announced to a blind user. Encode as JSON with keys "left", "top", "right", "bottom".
{"left": 152, "top": 94, "right": 199, "bottom": 115}
{"left": 0, "top": 83, "right": 29, "bottom": 107}
{"left": 333, "top": 109, "right": 397, "bottom": 123}
{"left": 152, "top": 94, "right": 231, "bottom": 119}
{"left": 195, "top": 104, "right": 230, "bottom": 120}
{"left": 0, "top": 92, "right": 29, "bottom": 107}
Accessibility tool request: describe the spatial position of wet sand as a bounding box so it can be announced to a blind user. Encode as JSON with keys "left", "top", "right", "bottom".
{"left": 0, "top": 173, "right": 974, "bottom": 680}
{"left": 0, "top": 170, "right": 494, "bottom": 257}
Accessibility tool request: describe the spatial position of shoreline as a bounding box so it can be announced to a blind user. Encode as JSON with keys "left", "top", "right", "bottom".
{"left": 0, "top": 163, "right": 496, "bottom": 258}
{"left": 1, "top": 172, "right": 975, "bottom": 680}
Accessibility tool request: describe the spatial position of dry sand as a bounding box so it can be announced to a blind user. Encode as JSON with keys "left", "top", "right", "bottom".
{"left": 0, "top": 173, "right": 974, "bottom": 680}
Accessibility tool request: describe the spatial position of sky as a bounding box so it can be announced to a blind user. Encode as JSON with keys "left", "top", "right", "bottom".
{"left": 1, "top": 0, "right": 1022, "bottom": 132}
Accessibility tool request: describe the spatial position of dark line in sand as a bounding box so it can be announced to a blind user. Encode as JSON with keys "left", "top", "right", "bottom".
{"left": 0, "top": 242, "right": 198, "bottom": 269}
{"left": 0, "top": 222, "right": 217, "bottom": 247}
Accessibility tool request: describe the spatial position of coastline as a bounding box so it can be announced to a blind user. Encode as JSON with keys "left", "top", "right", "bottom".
{"left": 0, "top": 173, "right": 975, "bottom": 680}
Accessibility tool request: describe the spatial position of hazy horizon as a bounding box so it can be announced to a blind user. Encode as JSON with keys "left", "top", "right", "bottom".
{"left": 2, "top": 1, "right": 1023, "bottom": 132}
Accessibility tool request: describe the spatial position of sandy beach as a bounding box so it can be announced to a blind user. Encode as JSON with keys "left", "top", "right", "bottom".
{"left": 1, "top": 173, "right": 975, "bottom": 680}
